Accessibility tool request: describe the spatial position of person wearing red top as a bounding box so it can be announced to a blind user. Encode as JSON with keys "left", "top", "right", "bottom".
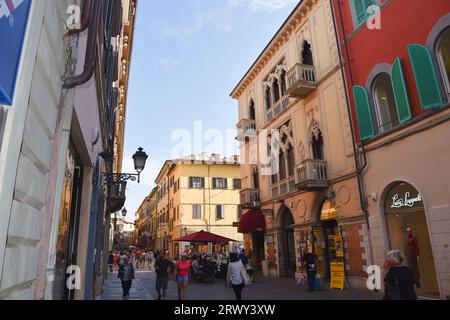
{"left": 175, "top": 255, "right": 191, "bottom": 300}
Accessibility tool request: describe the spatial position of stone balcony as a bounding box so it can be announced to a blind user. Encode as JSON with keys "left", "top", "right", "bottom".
{"left": 294, "top": 159, "right": 329, "bottom": 191}
{"left": 240, "top": 188, "right": 261, "bottom": 209}
{"left": 286, "top": 63, "right": 318, "bottom": 98}
{"left": 236, "top": 119, "right": 256, "bottom": 141}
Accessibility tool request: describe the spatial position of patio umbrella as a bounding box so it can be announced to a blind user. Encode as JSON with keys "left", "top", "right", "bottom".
{"left": 173, "top": 230, "right": 235, "bottom": 243}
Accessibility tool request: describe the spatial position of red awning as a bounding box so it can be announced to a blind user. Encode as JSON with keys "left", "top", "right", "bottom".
{"left": 238, "top": 209, "right": 266, "bottom": 233}
{"left": 172, "top": 230, "right": 235, "bottom": 243}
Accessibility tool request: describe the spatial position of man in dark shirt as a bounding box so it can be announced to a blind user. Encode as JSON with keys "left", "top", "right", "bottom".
{"left": 155, "top": 251, "right": 172, "bottom": 300}
{"left": 302, "top": 250, "right": 317, "bottom": 291}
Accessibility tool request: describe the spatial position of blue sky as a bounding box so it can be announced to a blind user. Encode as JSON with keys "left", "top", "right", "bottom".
{"left": 122, "top": 0, "right": 299, "bottom": 221}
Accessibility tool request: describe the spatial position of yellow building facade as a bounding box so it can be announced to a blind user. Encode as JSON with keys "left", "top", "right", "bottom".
{"left": 153, "top": 157, "right": 243, "bottom": 257}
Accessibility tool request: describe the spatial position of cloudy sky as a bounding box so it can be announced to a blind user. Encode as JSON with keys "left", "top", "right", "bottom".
{"left": 122, "top": 0, "right": 299, "bottom": 221}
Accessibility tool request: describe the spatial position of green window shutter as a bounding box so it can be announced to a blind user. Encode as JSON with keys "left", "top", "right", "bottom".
{"left": 189, "top": 177, "right": 193, "bottom": 188}
{"left": 201, "top": 177, "right": 205, "bottom": 188}
{"left": 352, "top": 0, "right": 366, "bottom": 25}
{"left": 408, "top": 44, "right": 443, "bottom": 109}
{"left": 353, "top": 86, "right": 375, "bottom": 140}
{"left": 391, "top": 58, "right": 412, "bottom": 124}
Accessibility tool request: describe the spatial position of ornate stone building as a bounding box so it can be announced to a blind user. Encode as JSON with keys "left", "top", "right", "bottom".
{"left": 232, "top": 0, "right": 369, "bottom": 288}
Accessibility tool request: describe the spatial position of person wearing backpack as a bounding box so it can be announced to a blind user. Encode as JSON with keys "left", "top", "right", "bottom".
{"left": 383, "top": 250, "right": 417, "bottom": 300}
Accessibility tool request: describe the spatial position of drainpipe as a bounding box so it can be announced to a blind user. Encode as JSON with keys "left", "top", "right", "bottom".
{"left": 330, "top": 0, "right": 374, "bottom": 268}
{"left": 65, "top": 0, "right": 93, "bottom": 36}
{"left": 63, "top": 0, "right": 102, "bottom": 89}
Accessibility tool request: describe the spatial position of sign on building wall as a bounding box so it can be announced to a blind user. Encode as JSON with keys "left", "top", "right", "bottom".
{"left": 0, "top": 0, "right": 31, "bottom": 105}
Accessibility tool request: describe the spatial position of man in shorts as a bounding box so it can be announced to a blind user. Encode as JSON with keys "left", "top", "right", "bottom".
{"left": 154, "top": 251, "right": 172, "bottom": 300}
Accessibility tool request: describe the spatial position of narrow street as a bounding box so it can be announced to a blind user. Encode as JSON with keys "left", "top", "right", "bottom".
{"left": 100, "top": 266, "right": 384, "bottom": 301}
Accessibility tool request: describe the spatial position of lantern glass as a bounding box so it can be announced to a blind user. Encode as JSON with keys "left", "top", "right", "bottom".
{"left": 122, "top": 208, "right": 128, "bottom": 217}
{"left": 133, "top": 147, "right": 148, "bottom": 174}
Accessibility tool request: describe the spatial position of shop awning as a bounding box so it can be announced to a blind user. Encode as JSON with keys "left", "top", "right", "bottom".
{"left": 238, "top": 209, "right": 266, "bottom": 233}
{"left": 172, "top": 230, "right": 235, "bottom": 243}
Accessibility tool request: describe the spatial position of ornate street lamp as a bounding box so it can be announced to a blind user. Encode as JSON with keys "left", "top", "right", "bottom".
{"left": 132, "top": 147, "right": 148, "bottom": 183}
{"left": 122, "top": 207, "right": 128, "bottom": 218}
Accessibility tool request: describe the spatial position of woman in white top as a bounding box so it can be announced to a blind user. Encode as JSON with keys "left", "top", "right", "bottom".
{"left": 226, "top": 253, "right": 246, "bottom": 300}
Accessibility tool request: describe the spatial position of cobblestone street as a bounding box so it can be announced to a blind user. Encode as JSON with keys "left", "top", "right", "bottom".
{"left": 100, "top": 266, "right": 384, "bottom": 301}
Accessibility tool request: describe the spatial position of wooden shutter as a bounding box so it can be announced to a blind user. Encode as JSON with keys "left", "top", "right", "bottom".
{"left": 353, "top": 0, "right": 366, "bottom": 25}
{"left": 212, "top": 178, "right": 217, "bottom": 189}
{"left": 353, "top": 86, "right": 375, "bottom": 140}
{"left": 201, "top": 177, "right": 205, "bottom": 188}
{"left": 391, "top": 58, "right": 412, "bottom": 124}
{"left": 408, "top": 44, "right": 443, "bottom": 109}
{"left": 224, "top": 178, "right": 228, "bottom": 189}
{"left": 189, "top": 177, "right": 193, "bottom": 188}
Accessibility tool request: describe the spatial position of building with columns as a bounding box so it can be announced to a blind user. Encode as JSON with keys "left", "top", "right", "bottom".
{"left": 231, "top": 0, "right": 369, "bottom": 288}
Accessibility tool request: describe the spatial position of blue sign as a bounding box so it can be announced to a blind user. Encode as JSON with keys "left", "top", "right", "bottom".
{"left": 0, "top": 0, "right": 31, "bottom": 106}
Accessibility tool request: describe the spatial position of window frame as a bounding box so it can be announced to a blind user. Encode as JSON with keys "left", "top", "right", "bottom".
{"left": 216, "top": 205, "right": 225, "bottom": 220}
{"left": 371, "top": 72, "right": 399, "bottom": 134}
{"left": 192, "top": 204, "right": 202, "bottom": 220}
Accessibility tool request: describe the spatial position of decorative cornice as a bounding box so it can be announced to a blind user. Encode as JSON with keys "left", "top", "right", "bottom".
{"left": 230, "top": 0, "right": 318, "bottom": 100}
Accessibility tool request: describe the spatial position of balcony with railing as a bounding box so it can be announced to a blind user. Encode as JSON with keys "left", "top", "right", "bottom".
{"left": 236, "top": 119, "right": 256, "bottom": 141}
{"left": 294, "top": 159, "right": 329, "bottom": 190}
{"left": 286, "top": 64, "right": 318, "bottom": 98}
{"left": 270, "top": 176, "right": 296, "bottom": 199}
{"left": 266, "top": 95, "right": 291, "bottom": 124}
{"left": 240, "top": 188, "right": 261, "bottom": 209}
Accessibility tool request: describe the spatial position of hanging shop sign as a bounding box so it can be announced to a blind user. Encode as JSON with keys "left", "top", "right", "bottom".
{"left": 330, "top": 262, "right": 345, "bottom": 290}
{"left": 0, "top": 0, "right": 31, "bottom": 105}
{"left": 320, "top": 200, "right": 338, "bottom": 221}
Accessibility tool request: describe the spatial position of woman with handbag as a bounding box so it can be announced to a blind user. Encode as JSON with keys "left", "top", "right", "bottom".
{"left": 226, "top": 253, "right": 250, "bottom": 300}
{"left": 383, "top": 250, "right": 417, "bottom": 300}
{"left": 118, "top": 257, "right": 135, "bottom": 299}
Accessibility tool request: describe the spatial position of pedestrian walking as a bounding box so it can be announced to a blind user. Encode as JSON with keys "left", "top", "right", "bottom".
{"left": 239, "top": 249, "right": 249, "bottom": 268}
{"left": 383, "top": 250, "right": 418, "bottom": 300}
{"left": 175, "top": 254, "right": 191, "bottom": 300}
{"left": 302, "top": 249, "right": 317, "bottom": 291}
{"left": 118, "top": 257, "right": 135, "bottom": 299}
{"left": 148, "top": 250, "right": 155, "bottom": 270}
{"left": 108, "top": 251, "right": 114, "bottom": 273}
{"left": 226, "top": 252, "right": 249, "bottom": 300}
{"left": 154, "top": 251, "right": 173, "bottom": 300}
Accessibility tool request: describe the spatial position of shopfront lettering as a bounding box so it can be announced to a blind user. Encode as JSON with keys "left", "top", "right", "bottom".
{"left": 391, "top": 192, "right": 422, "bottom": 209}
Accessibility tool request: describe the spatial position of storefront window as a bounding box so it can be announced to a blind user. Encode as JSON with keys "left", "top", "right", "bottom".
{"left": 384, "top": 182, "right": 439, "bottom": 297}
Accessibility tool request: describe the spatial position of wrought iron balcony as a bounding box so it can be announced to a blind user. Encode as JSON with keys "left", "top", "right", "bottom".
{"left": 286, "top": 64, "right": 318, "bottom": 98}
{"left": 240, "top": 188, "right": 261, "bottom": 209}
{"left": 294, "top": 159, "right": 329, "bottom": 190}
{"left": 236, "top": 119, "right": 256, "bottom": 141}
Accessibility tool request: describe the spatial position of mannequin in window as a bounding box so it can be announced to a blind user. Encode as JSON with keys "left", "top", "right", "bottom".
{"left": 407, "top": 227, "right": 421, "bottom": 288}
{"left": 302, "top": 41, "right": 314, "bottom": 66}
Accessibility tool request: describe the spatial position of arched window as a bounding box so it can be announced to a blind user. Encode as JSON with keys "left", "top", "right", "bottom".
{"left": 249, "top": 99, "right": 256, "bottom": 120}
{"left": 302, "top": 40, "right": 314, "bottom": 66}
{"left": 265, "top": 86, "right": 272, "bottom": 110}
{"left": 372, "top": 73, "right": 399, "bottom": 133}
{"left": 287, "top": 145, "right": 295, "bottom": 177}
{"left": 252, "top": 167, "right": 260, "bottom": 189}
{"left": 436, "top": 28, "right": 450, "bottom": 101}
{"left": 280, "top": 70, "right": 287, "bottom": 97}
{"left": 273, "top": 78, "right": 280, "bottom": 103}
{"left": 312, "top": 131, "right": 324, "bottom": 160}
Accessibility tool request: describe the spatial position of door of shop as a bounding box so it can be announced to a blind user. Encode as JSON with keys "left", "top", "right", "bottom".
{"left": 313, "top": 220, "right": 338, "bottom": 279}
{"left": 279, "top": 207, "right": 296, "bottom": 278}
{"left": 385, "top": 182, "right": 439, "bottom": 297}
{"left": 53, "top": 144, "right": 84, "bottom": 300}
